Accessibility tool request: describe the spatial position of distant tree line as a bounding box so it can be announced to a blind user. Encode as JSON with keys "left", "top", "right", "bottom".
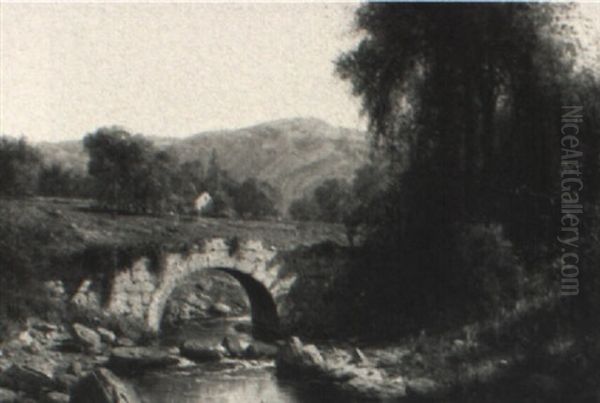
{"left": 0, "top": 129, "right": 279, "bottom": 220}
{"left": 83, "top": 127, "right": 279, "bottom": 219}
{"left": 288, "top": 163, "right": 390, "bottom": 245}
{"left": 0, "top": 136, "right": 90, "bottom": 198}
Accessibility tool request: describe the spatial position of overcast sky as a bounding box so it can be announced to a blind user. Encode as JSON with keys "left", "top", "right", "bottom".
{"left": 1, "top": 2, "right": 599, "bottom": 143}
{"left": 0, "top": 3, "right": 364, "bottom": 142}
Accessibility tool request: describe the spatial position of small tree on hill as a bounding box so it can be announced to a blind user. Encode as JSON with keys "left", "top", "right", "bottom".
{"left": 84, "top": 127, "right": 164, "bottom": 212}
{"left": 0, "top": 136, "right": 42, "bottom": 197}
{"left": 232, "top": 178, "right": 278, "bottom": 219}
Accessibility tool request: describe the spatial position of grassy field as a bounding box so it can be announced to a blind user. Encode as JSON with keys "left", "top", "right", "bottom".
{"left": 0, "top": 197, "right": 346, "bottom": 257}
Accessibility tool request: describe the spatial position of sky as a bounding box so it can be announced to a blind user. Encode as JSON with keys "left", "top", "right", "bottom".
{"left": 1, "top": 2, "right": 599, "bottom": 143}
{"left": 0, "top": 2, "right": 364, "bottom": 142}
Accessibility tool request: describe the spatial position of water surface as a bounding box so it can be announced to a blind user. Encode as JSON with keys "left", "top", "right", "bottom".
{"left": 133, "top": 318, "right": 350, "bottom": 403}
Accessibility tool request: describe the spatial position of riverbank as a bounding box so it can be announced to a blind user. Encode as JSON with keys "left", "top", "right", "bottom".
{"left": 275, "top": 294, "right": 600, "bottom": 402}
{"left": 1, "top": 296, "right": 598, "bottom": 403}
{"left": 0, "top": 316, "right": 280, "bottom": 402}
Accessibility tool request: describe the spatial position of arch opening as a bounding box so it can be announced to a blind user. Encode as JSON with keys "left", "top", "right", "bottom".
{"left": 155, "top": 267, "right": 280, "bottom": 342}
{"left": 212, "top": 268, "right": 281, "bottom": 341}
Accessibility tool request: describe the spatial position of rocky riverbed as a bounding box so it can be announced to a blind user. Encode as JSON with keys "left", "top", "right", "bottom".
{"left": 0, "top": 307, "right": 579, "bottom": 403}
{"left": 0, "top": 317, "right": 280, "bottom": 403}
{"left": 0, "top": 316, "right": 440, "bottom": 403}
{"left": 0, "top": 316, "right": 412, "bottom": 403}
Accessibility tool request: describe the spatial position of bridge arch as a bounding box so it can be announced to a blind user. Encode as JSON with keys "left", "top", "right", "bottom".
{"left": 103, "top": 238, "right": 296, "bottom": 341}
{"left": 153, "top": 267, "right": 281, "bottom": 340}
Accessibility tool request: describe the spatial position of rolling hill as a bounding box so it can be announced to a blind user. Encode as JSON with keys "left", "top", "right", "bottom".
{"left": 37, "top": 117, "right": 369, "bottom": 214}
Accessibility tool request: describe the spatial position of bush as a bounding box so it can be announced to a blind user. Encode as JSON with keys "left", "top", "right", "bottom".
{"left": 0, "top": 247, "right": 51, "bottom": 340}
{"left": 0, "top": 136, "right": 42, "bottom": 197}
{"left": 337, "top": 222, "right": 523, "bottom": 337}
{"left": 449, "top": 223, "right": 523, "bottom": 317}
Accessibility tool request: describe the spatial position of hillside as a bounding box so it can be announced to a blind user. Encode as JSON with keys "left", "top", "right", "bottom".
{"left": 37, "top": 117, "right": 369, "bottom": 214}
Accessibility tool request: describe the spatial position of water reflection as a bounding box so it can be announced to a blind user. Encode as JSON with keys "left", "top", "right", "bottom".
{"left": 133, "top": 365, "right": 346, "bottom": 403}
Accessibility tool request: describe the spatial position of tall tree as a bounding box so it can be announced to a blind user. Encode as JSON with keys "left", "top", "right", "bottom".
{"left": 84, "top": 127, "right": 156, "bottom": 212}
{"left": 232, "top": 178, "right": 278, "bottom": 219}
{"left": 337, "top": 3, "right": 585, "bottom": 253}
{"left": 333, "top": 3, "right": 600, "bottom": 326}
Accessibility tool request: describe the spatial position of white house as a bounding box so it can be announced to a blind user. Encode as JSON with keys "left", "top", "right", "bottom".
{"left": 194, "top": 192, "right": 213, "bottom": 214}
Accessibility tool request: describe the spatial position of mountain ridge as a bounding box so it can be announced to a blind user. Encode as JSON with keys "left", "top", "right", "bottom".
{"left": 37, "top": 117, "right": 369, "bottom": 214}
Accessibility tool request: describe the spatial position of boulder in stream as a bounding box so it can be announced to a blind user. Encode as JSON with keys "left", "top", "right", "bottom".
{"left": 276, "top": 337, "right": 325, "bottom": 376}
{"left": 96, "top": 328, "right": 117, "bottom": 345}
{"left": 71, "top": 324, "right": 102, "bottom": 353}
{"left": 107, "top": 347, "right": 179, "bottom": 375}
{"left": 0, "top": 363, "right": 57, "bottom": 396}
{"left": 209, "top": 303, "right": 232, "bottom": 317}
{"left": 180, "top": 340, "right": 223, "bottom": 362}
{"left": 0, "top": 387, "right": 18, "bottom": 403}
{"left": 221, "top": 336, "right": 249, "bottom": 358}
{"left": 69, "top": 368, "right": 141, "bottom": 403}
{"left": 244, "top": 341, "right": 278, "bottom": 359}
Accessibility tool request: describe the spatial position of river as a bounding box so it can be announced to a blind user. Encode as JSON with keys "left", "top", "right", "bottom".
{"left": 131, "top": 317, "right": 350, "bottom": 403}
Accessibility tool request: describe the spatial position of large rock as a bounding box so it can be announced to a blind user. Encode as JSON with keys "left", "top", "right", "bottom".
{"left": 69, "top": 368, "right": 141, "bottom": 403}
{"left": 349, "top": 347, "right": 370, "bottom": 366}
{"left": 96, "top": 328, "right": 117, "bottom": 345}
{"left": 221, "top": 336, "right": 249, "bottom": 358}
{"left": 301, "top": 344, "right": 325, "bottom": 367}
{"left": 276, "top": 337, "right": 325, "bottom": 376}
{"left": 107, "top": 347, "right": 179, "bottom": 375}
{"left": 180, "top": 340, "right": 222, "bottom": 362}
{"left": 55, "top": 373, "right": 79, "bottom": 394}
{"left": 276, "top": 337, "right": 303, "bottom": 366}
{"left": 244, "top": 341, "right": 278, "bottom": 359}
{"left": 70, "top": 280, "right": 102, "bottom": 313}
{"left": 71, "top": 324, "right": 102, "bottom": 353}
{"left": 209, "top": 303, "right": 232, "bottom": 317}
{"left": 0, "top": 364, "right": 57, "bottom": 396}
{"left": 0, "top": 387, "right": 17, "bottom": 403}
{"left": 165, "top": 294, "right": 211, "bottom": 323}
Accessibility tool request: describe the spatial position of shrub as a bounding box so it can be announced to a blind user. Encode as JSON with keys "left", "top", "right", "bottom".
{"left": 449, "top": 223, "right": 523, "bottom": 317}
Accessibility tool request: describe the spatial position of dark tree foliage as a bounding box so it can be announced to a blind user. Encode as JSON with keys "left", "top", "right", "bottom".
{"left": 335, "top": 3, "right": 600, "bottom": 327}
{"left": 289, "top": 178, "right": 351, "bottom": 223}
{"left": 38, "top": 163, "right": 91, "bottom": 198}
{"left": 0, "top": 136, "right": 42, "bottom": 197}
{"left": 289, "top": 195, "right": 320, "bottom": 222}
{"left": 175, "top": 159, "right": 205, "bottom": 204}
{"left": 342, "top": 162, "right": 392, "bottom": 243}
{"left": 231, "top": 178, "right": 278, "bottom": 219}
{"left": 313, "top": 179, "right": 351, "bottom": 223}
{"left": 202, "top": 149, "right": 234, "bottom": 217}
{"left": 337, "top": 3, "right": 595, "bottom": 253}
{"left": 84, "top": 127, "right": 156, "bottom": 212}
{"left": 83, "top": 133, "right": 278, "bottom": 219}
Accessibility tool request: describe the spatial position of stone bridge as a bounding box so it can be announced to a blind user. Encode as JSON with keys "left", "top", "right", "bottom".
{"left": 72, "top": 232, "right": 348, "bottom": 341}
